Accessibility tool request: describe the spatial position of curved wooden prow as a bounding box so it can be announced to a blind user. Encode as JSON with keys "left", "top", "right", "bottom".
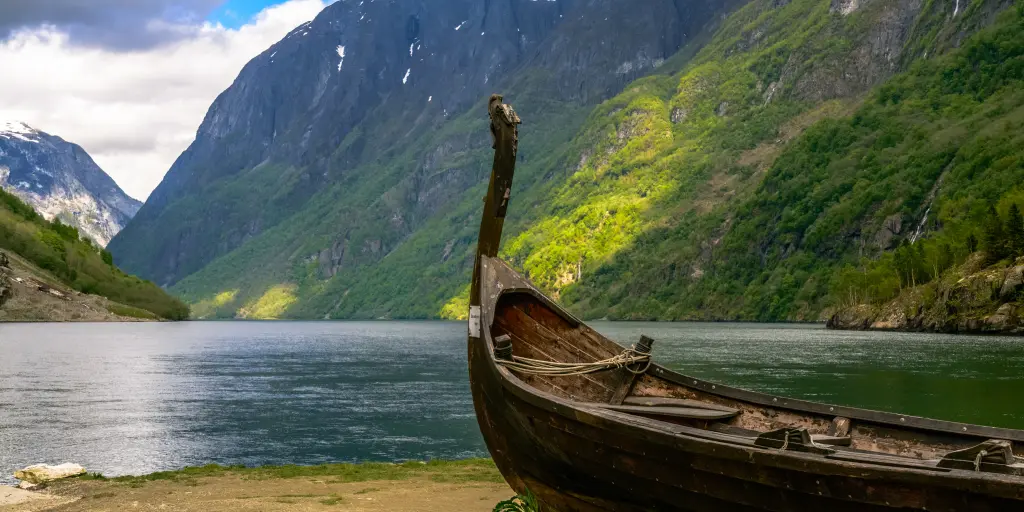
{"left": 469, "top": 94, "right": 522, "bottom": 338}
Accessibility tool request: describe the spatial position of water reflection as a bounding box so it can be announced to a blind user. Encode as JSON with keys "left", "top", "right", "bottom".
{"left": 0, "top": 322, "right": 481, "bottom": 483}
{"left": 2, "top": 321, "right": 1023, "bottom": 484}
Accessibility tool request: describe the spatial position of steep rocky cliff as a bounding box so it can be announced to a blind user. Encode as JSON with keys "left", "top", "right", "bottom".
{"left": 0, "top": 122, "right": 141, "bottom": 247}
{"left": 110, "top": 0, "right": 737, "bottom": 289}
{"left": 114, "top": 0, "right": 1022, "bottom": 321}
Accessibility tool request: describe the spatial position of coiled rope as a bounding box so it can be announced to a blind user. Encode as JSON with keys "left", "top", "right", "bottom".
{"left": 495, "top": 345, "right": 652, "bottom": 377}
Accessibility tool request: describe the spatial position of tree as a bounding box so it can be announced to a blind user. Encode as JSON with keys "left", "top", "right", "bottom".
{"left": 926, "top": 242, "right": 955, "bottom": 282}
{"left": 1005, "top": 203, "right": 1024, "bottom": 257}
{"left": 939, "top": 243, "right": 954, "bottom": 273}
{"left": 894, "top": 242, "right": 909, "bottom": 289}
{"left": 914, "top": 242, "right": 929, "bottom": 284}
{"left": 982, "top": 206, "right": 1006, "bottom": 262}
{"left": 966, "top": 233, "right": 979, "bottom": 254}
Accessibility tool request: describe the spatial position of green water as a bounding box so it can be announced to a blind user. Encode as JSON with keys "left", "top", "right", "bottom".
{"left": 595, "top": 322, "right": 1024, "bottom": 430}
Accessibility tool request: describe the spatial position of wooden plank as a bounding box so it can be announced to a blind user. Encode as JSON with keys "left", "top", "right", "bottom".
{"left": 493, "top": 306, "right": 616, "bottom": 401}
{"left": 593, "top": 404, "right": 739, "bottom": 421}
{"left": 607, "top": 370, "right": 639, "bottom": 405}
{"left": 499, "top": 303, "right": 600, "bottom": 362}
{"left": 515, "top": 297, "right": 621, "bottom": 359}
{"left": 811, "top": 434, "right": 853, "bottom": 447}
{"left": 624, "top": 396, "right": 740, "bottom": 414}
{"left": 826, "top": 452, "right": 947, "bottom": 472}
{"left": 498, "top": 328, "right": 613, "bottom": 393}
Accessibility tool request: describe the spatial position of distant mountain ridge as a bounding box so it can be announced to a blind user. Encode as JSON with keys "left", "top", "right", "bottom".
{"left": 0, "top": 121, "right": 141, "bottom": 247}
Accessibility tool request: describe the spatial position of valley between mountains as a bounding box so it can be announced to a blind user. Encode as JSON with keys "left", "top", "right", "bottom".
{"left": 101, "top": 0, "right": 1024, "bottom": 331}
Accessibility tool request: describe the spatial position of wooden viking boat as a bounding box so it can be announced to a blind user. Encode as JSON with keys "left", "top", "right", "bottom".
{"left": 468, "top": 94, "right": 1024, "bottom": 511}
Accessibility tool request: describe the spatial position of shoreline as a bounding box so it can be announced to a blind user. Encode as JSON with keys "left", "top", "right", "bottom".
{"left": 3, "top": 459, "right": 512, "bottom": 511}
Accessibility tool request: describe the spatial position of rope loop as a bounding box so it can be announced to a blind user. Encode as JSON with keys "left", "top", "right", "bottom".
{"left": 496, "top": 343, "right": 652, "bottom": 377}
{"left": 975, "top": 450, "right": 989, "bottom": 472}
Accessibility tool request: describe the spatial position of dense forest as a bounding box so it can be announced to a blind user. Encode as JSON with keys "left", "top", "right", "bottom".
{"left": 484, "top": 0, "right": 1024, "bottom": 322}
{"left": 0, "top": 189, "right": 189, "bottom": 320}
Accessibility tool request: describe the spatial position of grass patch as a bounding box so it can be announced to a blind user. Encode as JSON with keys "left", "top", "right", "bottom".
{"left": 105, "top": 303, "right": 159, "bottom": 320}
{"left": 77, "top": 459, "right": 501, "bottom": 486}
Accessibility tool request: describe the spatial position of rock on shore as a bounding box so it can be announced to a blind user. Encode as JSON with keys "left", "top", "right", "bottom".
{"left": 14, "top": 464, "right": 86, "bottom": 484}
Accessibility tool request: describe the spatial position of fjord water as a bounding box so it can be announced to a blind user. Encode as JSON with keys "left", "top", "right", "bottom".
{"left": 2, "top": 322, "right": 1023, "bottom": 483}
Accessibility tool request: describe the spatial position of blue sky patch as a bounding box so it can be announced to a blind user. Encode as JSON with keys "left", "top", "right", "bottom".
{"left": 208, "top": 0, "right": 285, "bottom": 28}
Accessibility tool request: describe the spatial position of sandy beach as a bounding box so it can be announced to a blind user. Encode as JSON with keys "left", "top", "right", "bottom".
{"left": 1, "top": 460, "right": 512, "bottom": 511}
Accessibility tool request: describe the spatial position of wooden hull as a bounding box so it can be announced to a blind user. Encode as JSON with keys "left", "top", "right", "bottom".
{"left": 469, "top": 257, "right": 1024, "bottom": 512}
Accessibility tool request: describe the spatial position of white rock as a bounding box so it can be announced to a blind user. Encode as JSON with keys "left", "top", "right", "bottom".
{"left": 14, "top": 463, "right": 86, "bottom": 484}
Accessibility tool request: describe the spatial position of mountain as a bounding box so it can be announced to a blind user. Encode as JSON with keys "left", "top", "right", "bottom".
{"left": 0, "top": 188, "right": 188, "bottom": 320}
{"left": 0, "top": 121, "right": 141, "bottom": 247}
{"left": 506, "top": 0, "right": 1023, "bottom": 322}
{"left": 108, "top": 0, "right": 740, "bottom": 313}
{"left": 113, "top": 0, "right": 1022, "bottom": 322}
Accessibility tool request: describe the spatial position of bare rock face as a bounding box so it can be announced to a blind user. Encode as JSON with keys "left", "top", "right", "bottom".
{"left": 830, "top": 0, "right": 861, "bottom": 15}
{"left": 0, "top": 122, "right": 140, "bottom": 247}
{"left": 984, "top": 303, "right": 1018, "bottom": 330}
{"left": 109, "top": 0, "right": 740, "bottom": 287}
{"left": 14, "top": 463, "right": 86, "bottom": 484}
{"left": 670, "top": 107, "right": 688, "bottom": 124}
{"left": 873, "top": 214, "right": 903, "bottom": 250}
{"left": 1000, "top": 265, "right": 1024, "bottom": 298}
{"left": 791, "top": 0, "right": 924, "bottom": 103}
{"left": 826, "top": 304, "right": 877, "bottom": 330}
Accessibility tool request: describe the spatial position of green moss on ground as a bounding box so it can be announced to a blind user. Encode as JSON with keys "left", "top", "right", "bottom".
{"left": 77, "top": 458, "right": 503, "bottom": 486}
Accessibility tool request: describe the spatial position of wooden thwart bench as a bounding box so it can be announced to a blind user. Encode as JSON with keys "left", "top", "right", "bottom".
{"left": 593, "top": 395, "right": 742, "bottom": 421}
{"left": 598, "top": 404, "right": 740, "bottom": 421}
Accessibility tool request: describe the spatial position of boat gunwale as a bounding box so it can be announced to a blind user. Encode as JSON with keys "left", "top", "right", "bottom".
{"left": 478, "top": 256, "right": 1024, "bottom": 447}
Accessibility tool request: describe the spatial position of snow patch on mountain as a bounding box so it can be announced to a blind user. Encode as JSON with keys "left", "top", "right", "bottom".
{"left": 0, "top": 122, "right": 141, "bottom": 246}
{"left": 0, "top": 121, "right": 42, "bottom": 144}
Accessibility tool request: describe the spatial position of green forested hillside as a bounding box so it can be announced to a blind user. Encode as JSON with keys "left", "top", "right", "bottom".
{"left": 0, "top": 189, "right": 189, "bottom": 320}
{"left": 171, "top": 0, "right": 1022, "bottom": 322}
{"left": 566, "top": 0, "right": 1024, "bottom": 321}
{"left": 497, "top": 0, "right": 1024, "bottom": 322}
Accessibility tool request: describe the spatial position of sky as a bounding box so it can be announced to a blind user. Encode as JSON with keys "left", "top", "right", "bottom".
{"left": 0, "top": 0, "right": 333, "bottom": 201}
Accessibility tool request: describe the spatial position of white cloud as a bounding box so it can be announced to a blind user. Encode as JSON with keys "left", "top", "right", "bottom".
{"left": 0, "top": 0, "right": 330, "bottom": 201}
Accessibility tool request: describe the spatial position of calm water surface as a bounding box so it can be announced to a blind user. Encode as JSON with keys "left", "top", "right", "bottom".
{"left": 1, "top": 321, "right": 1023, "bottom": 484}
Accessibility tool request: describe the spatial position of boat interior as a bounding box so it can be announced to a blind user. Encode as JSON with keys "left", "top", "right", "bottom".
{"left": 488, "top": 289, "right": 1024, "bottom": 477}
